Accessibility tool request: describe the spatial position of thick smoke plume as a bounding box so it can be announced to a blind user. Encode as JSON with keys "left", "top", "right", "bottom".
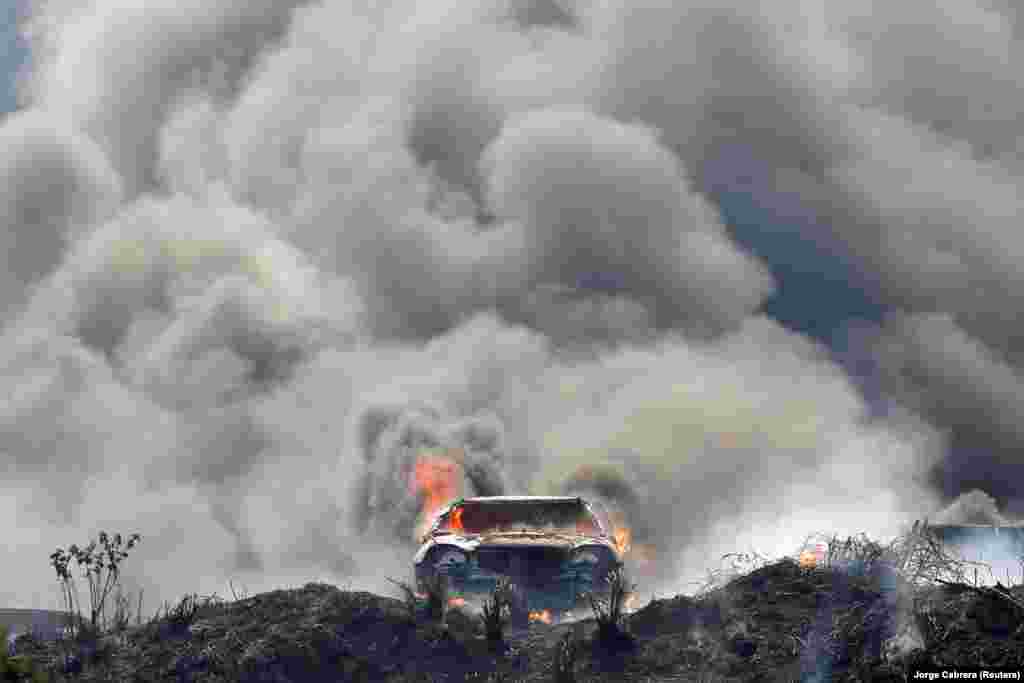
{"left": 2, "top": 0, "right": 1020, "bottom": 610}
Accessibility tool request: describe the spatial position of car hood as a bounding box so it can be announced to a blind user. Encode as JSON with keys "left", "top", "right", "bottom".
{"left": 414, "top": 531, "right": 619, "bottom": 563}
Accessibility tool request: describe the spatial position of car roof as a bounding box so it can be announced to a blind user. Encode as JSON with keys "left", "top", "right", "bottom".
{"left": 429, "top": 496, "right": 609, "bottom": 535}
{"left": 459, "top": 496, "right": 584, "bottom": 503}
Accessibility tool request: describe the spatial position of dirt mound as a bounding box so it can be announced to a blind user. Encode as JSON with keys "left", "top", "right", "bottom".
{"left": 9, "top": 560, "right": 1024, "bottom": 682}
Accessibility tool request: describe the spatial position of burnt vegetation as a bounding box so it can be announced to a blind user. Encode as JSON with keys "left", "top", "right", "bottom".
{"left": 6, "top": 522, "right": 1024, "bottom": 681}
{"left": 479, "top": 577, "right": 516, "bottom": 645}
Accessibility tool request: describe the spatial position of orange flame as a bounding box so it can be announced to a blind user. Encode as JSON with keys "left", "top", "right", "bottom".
{"left": 412, "top": 448, "right": 465, "bottom": 539}
{"left": 528, "top": 609, "right": 553, "bottom": 624}
{"left": 604, "top": 509, "right": 662, "bottom": 573}
{"left": 448, "top": 597, "right": 466, "bottom": 609}
{"left": 450, "top": 505, "right": 464, "bottom": 534}
{"left": 614, "top": 526, "right": 631, "bottom": 555}
{"left": 798, "top": 543, "right": 827, "bottom": 569}
{"left": 608, "top": 510, "right": 632, "bottom": 555}
{"left": 605, "top": 513, "right": 660, "bottom": 575}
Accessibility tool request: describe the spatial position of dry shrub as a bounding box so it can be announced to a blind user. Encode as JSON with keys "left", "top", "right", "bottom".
{"left": 480, "top": 577, "right": 515, "bottom": 643}
{"left": 692, "top": 550, "right": 773, "bottom": 597}
{"left": 388, "top": 574, "right": 449, "bottom": 622}
{"left": 49, "top": 531, "right": 142, "bottom": 639}
{"left": 887, "top": 521, "right": 990, "bottom": 587}
{"left": 387, "top": 577, "right": 420, "bottom": 620}
{"left": 588, "top": 568, "right": 636, "bottom": 649}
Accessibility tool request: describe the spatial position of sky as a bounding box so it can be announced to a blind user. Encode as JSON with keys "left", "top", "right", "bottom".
{"left": 0, "top": 1, "right": 26, "bottom": 114}
{"left": 0, "top": 0, "right": 1022, "bottom": 613}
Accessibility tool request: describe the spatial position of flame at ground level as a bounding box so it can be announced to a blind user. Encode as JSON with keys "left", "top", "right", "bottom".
{"left": 608, "top": 510, "right": 631, "bottom": 555}
{"left": 613, "top": 526, "right": 631, "bottom": 555}
{"left": 607, "top": 511, "right": 658, "bottom": 573}
{"left": 528, "top": 609, "right": 553, "bottom": 625}
{"left": 798, "top": 543, "right": 827, "bottom": 569}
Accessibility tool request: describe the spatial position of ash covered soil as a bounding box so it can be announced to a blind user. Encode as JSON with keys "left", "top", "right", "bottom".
{"left": 10, "top": 557, "right": 1024, "bottom": 682}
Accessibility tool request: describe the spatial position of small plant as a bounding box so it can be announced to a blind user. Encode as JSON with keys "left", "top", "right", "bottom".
{"left": 480, "top": 577, "right": 515, "bottom": 643}
{"left": 109, "top": 584, "right": 144, "bottom": 639}
{"left": 159, "top": 593, "right": 223, "bottom": 635}
{"left": 587, "top": 568, "right": 636, "bottom": 648}
{"left": 136, "top": 588, "right": 145, "bottom": 628}
{"left": 228, "top": 579, "right": 250, "bottom": 602}
{"left": 49, "top": 531, "right": 141, "bottom": 638}
{"left": 388, "top": 574, "right": 448, "bottom": 622}
{"left": 552, "top": 623, "right": 583, "bottom": 683}
{"left": 386, "top": 577, "right": 421, "bottom": 620}
{"left": 168, "top": 593, "right": 201, "bottom": 629}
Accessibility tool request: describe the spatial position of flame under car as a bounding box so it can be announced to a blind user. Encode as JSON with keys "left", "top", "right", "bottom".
{"left": 413, "top": 496, "right": 625, "bottom": 622}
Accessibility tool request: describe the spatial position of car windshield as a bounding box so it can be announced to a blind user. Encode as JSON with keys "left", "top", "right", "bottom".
{"left": 436, "top": 501, "right": 602, "bottom": 535}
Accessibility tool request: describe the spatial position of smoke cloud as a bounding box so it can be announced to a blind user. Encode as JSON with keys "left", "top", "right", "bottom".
{"left": 0, "top": 110, "right": 121, "bottom": 315}
{"left": 1, "top": 0, "right": 1019, "bottom": 611}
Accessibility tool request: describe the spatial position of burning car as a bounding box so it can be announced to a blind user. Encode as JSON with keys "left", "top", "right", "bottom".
{"left": 413, "top": 496, "right": 626, "bottom": 623}
{"left": 553, "top": 458, "right": 662, "bottom": 578}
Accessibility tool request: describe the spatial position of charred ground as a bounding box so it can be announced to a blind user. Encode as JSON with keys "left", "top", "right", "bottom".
{"left": 7, "top": 527, "right": 1024, "bottom": 682}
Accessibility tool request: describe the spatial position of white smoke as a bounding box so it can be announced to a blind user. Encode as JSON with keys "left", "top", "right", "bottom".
{"left": 5, "top": 0, "right": 1020, "bottom": 612}
{"left": 931, "top": 490, "right": 1010, "bottom": 527}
